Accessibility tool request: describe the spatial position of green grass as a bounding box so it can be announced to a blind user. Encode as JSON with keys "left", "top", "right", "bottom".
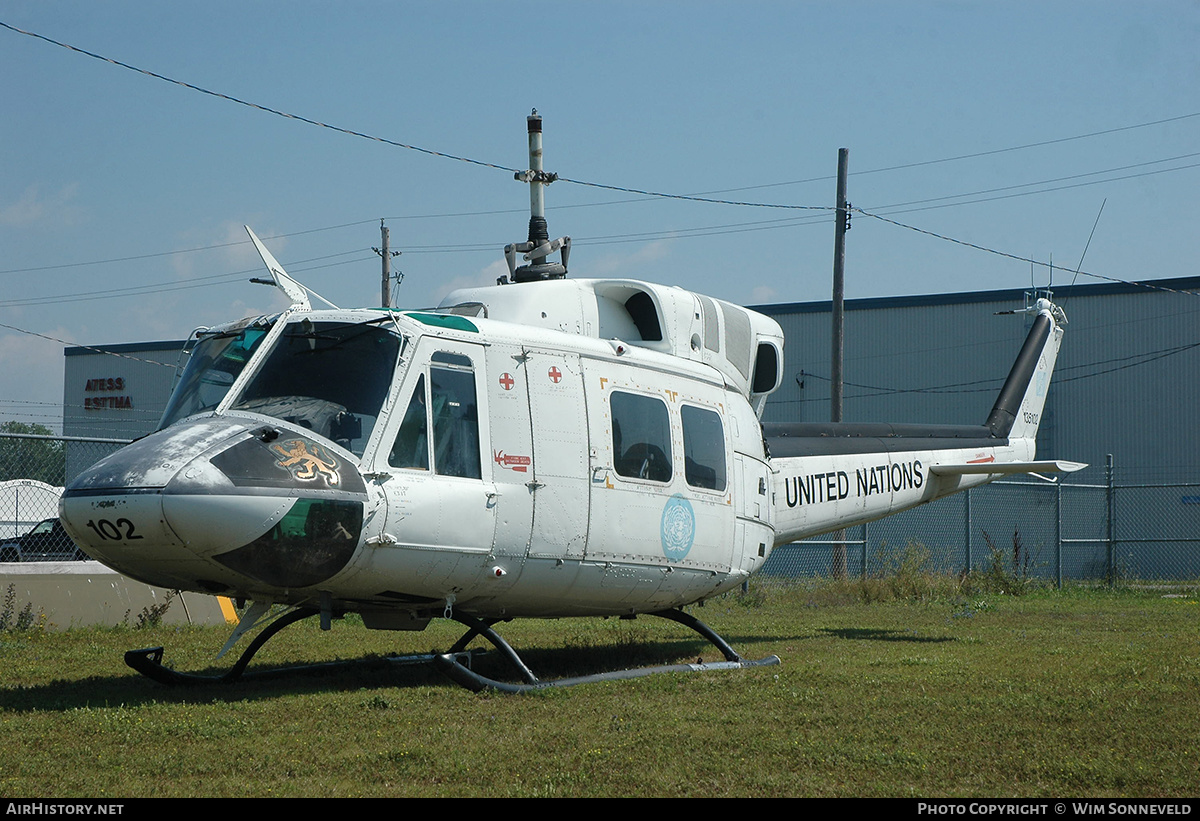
{"left": 1, "top": 581, "right": 1197, "bottom": 797}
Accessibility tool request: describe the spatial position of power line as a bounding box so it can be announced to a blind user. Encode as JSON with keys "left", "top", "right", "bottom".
{"left": 0, "top": 321, "right": 178, "bottom": 367}
{"left": 5, "top": 142, "right": 1197, "bottom": 277}
{"left": 855, "top": 208, "right": 1200, "bottom": 297}
{"left": 0, "top": 251, "right": 375, "bottom": 308}
{"left": 866, "top": 153, "right": 1200, "bottom": 214}
{"left": 14, "top": 20, "right": 1196, "bottom": 217}
{"left": 2, "top": 19, "right": 829, "bottom": 212}
{"left": 867, "top": 161, "right": 1200, "bottom": 219}
{"left": 786, "top": 340, "right": 1200, "bottom": 404}
{"left": 0, "top": 22, "right": 525, "bottom": 177}
{"left": 12, "top": 144, "right": 1195, "bottom": 273}
{"left": 6, "top": 20, "right": 1199, "bottom": 303}
{"left": 0, "top": 220, "right": 381, "bottom": 275}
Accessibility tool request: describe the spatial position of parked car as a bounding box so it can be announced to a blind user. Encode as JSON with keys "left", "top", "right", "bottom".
{"left": 0, "top": 518, "right": 89, "bottom": 562}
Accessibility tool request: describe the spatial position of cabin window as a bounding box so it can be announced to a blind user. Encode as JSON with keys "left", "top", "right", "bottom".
{"left": 389, "top": 375, "right": 429, "bottom": 470}
{"left": 610, "top": 391, "right": 672, "bottom": 483}
{"left": 389, "top": 357, "right": 481, "bottom": 478}
{"left": 429, "top": 364, "right": 481, "bottom": 479}
{"left": 681, "top": 405, "right": 726, "bottom": 491}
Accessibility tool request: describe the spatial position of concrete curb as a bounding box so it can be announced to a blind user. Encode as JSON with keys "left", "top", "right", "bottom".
{"left": 1, "top": 561, "right": 234, "bottom": 630}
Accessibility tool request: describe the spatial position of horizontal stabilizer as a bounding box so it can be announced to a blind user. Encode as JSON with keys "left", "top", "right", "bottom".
{"left": 929, "top": 460, "right": 1087, "bottom": 476}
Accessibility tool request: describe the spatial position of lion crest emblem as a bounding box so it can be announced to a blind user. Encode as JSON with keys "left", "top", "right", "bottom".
{"left": 270, "top": 438, "right": 341, "bottom": 485}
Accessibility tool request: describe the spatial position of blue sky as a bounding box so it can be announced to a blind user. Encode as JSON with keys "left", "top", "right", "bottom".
{"left": 2, "top": 1, "right": 1198, "bottom": 432}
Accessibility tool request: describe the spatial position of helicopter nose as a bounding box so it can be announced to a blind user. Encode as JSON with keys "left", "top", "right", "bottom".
{"left": 60, "top": 417, "right": 253, "bottom": 587}
{"left": 60, "top": 417, "right": 367, "bottom": 593}
{"left": 162, "top": 429, "right": 367, "bottom": 589}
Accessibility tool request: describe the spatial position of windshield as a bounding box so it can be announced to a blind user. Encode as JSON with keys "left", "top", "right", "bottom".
{"left": 159, "top": 320, "right": 273, "bottom": 430}
{"left": 228, "top": 319, "right": 402, "bottom": 457}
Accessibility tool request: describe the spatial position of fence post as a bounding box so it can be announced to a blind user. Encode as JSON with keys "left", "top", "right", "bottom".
{"left": 1055, "top": 479, "right": 1062, "bottom": 589}
{"left": 1105, "top": 453, "right": 1115, "bottom": 586}
{"left": 860, "top": 521, "right": 868, "bottom": 579}
{"left": 964, "top": 487, "right": 973, "bottom": 575}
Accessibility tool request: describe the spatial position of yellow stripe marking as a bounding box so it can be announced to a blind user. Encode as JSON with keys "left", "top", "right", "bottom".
{"left": 217, "top": 596, "right": 238, "bottom": 623}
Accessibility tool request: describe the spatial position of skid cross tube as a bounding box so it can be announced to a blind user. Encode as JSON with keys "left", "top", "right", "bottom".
{"left": 447, "top": 615, "right": 540, "bottom": 684}
{"left": 433, "top": 608, "right": 780, "bottom": 693}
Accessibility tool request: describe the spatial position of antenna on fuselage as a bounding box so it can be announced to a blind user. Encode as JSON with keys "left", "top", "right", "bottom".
{"left": 504, "top": 109, "right": 571, "bottom": 283}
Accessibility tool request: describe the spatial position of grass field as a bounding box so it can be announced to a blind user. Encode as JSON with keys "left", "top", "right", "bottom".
{"left": 1, "top": 580, "right": 1197, "bottom": 797}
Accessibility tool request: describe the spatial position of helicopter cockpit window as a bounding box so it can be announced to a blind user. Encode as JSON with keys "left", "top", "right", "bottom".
{"left": 611, "top": 391, "right": 672, "bottom": 483}
{"left": 159, "top": 321, "right": 273, "bottom": 430}
{"left": 681, "top": 404, "right": 726, "bottom": 491}
{"left": 229, "top": 320, "right": 401, "bottom": 457}
{"left": 388, "top": 356, "right": 481, "bottom": 479}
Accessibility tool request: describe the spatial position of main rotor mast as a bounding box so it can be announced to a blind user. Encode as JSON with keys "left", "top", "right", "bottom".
{"left": 504, "top": 109, "right": 571, "bottom": 283}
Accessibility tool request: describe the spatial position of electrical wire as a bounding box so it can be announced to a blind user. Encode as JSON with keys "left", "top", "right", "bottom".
{"left": 855, "top": 209, "right": 1200, "bottom": 297}
{"left": 0, "top": 252, "right": 376, "bottom": 308}
{"left": 0, "top": 321, "right": 178, "bottom": 367}
{"left": 787, "top": 340, "right": 1200, "bottom": 403}
{"left": 5, "top": 148, "right": 1196, "bottom": 282}
{"left": 10, "top": 20, "right": 1197, "bottom": 216}
{"left": 0, "top": 221, "right": 381, "bottom": 275}
{"left": 0, "top": 22, "right": 524, "bottom": 176}
{"left": 4, "top": 20, "right": 1198, "bottom": 306}
{"left": 865, "top": 153, "right": 1200, "bottom": 214}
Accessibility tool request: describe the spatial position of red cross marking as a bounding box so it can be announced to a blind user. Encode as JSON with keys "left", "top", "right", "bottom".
{"left": 548, "top": 366, "right": 563, "bottom": 383}
{"left": 499, "top": 372, "right": 515, "bottom": 391}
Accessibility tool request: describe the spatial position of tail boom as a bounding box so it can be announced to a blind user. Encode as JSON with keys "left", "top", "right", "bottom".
{"left": 770, "top": 442, "right": 1019, "bottom": 545}
{"left": 765, "top": 298, "right": 1080, "bottom": 547}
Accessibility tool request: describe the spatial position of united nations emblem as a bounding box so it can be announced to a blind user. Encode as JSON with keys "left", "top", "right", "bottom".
{"left": 660, "top": 494, "right": 695, "bottom": 561}
{"left": 270, "top": 438, "right": 341, "bottom": 485}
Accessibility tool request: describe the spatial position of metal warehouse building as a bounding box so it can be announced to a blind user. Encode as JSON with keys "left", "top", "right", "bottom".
{"left": 61, "top": 340, "right": 189, "bottom": 481}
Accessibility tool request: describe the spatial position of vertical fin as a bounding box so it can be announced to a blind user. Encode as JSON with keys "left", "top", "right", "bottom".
{"left": 984, "top": 299, "right": 1065, "bottom": 441}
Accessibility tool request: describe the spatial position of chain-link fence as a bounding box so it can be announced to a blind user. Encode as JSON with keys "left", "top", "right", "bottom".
{"left": 764, "top": 457, "right": 1200, "bottom": 584}
{"left": 1, "top": 433, "right": 129, "bottom": 559}
{"left": 2, "top": 434, "right": 1196, "bottom": 581}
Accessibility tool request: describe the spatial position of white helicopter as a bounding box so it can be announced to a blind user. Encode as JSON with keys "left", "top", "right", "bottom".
{"left": 59, "top": 113, "right": 1083, "bottom": 691}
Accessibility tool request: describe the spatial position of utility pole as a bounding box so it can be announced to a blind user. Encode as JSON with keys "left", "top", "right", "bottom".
{"left": 831, "top": 148, "right": 850, "bottom": 578}
{"left": 373, "top": 219, "right": 401, "bottom": 308}
{"left": 831, "top": 147, "right": 849, "bottom": 424}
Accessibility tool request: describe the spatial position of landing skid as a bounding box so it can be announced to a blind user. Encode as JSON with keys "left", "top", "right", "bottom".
{"left": 435, "top": 608, "right": 781, "bottom": 693}
{"left": 121, "top": 606, "right": 779, "bottom": 691}
{"left": 125, "top": 606, "right": 318, "bottom": 685}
